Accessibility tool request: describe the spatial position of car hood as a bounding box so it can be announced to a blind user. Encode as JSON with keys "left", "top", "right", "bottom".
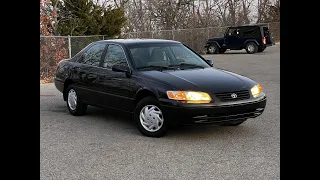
{"left": 139, "top": 68, "right": 256, "bottom": 94}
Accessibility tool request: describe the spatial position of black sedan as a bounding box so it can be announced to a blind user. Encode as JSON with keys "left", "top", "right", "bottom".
{"left": 54, "top": 39, "right": 266, "bottom": 137}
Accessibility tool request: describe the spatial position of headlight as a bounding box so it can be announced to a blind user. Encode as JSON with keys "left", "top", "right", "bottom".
{"left": 166, "top": 91, "right": 212, "bottom": 103}
{"left": 251, "top": 84, "right": 263, "bottom": 98}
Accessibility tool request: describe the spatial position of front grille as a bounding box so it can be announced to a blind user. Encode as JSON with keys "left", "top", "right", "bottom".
{"left": 215, "top": 90, "right": 250, "bottom": 102}
{"left": 193, "top": 108, "right": 264, "bottom": 123}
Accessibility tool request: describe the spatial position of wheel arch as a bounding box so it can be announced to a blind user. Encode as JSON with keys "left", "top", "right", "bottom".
{"left": 63, "top": 78, "right": 74, "bottom": 101}
{"left": 243, "top": 39, "right": 259, "bottom": 46}
{"left": 208, "top": 41, "right": 221, "bottom": 48}
{"left": 134, "top": 88, "right": 158, "bottom": 105}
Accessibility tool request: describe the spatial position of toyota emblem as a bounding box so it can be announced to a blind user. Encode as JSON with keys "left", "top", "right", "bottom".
{"left": 231, "top": 93, "right": 237, "bottom": 98}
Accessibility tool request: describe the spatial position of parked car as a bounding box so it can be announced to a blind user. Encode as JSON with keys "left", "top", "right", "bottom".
{"left": 54, "top": 39, "right": 267, "bottom": 137}
{"left": 205, "top": 24, "right": 274, "bottom": 54}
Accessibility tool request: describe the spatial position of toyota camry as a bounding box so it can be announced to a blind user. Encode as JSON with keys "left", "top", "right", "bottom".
{"left": 54, "top": 39, "right": 266, "bottom": 137}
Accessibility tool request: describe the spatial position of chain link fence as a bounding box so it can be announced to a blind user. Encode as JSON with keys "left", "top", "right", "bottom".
{"left": 40, "top": 22, "right": 279, "bottom": 82}
{"left": 121, "top": 22, "right": 279, "bottom": 53}
{"left": 40, "top": 36, "right": 69, "bottom": 82}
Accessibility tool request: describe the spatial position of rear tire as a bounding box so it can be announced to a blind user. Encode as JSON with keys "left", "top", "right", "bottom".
{"left": 219, "top": 48, "right": 226, "bottom": 53}
{"left": 245, "top": 42, "right": 258, "bottom": 54}
{"left": 66, "top": 85, "right": 87, "bottom": 116}
{"left": 207, "top": 44, "right": 219, "bottom": 54}
{"left": 257, "top": 46, "right": 266, "bottom": 52}
{"left": 134, "top": 97, "right": 168, "bottom": 137}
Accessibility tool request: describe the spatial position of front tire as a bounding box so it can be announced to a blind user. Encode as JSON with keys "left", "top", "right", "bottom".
{"left": 66, "top": 85, "right": 87, "bottom": 116}
{"left": 134, "top": 97, "right": 168, "bottom": 137}
{"left": 207, "top": 44, "right": 219, "bottom": 54}
{"left": 245, "top": 42, "right": 258, "bottom": 54}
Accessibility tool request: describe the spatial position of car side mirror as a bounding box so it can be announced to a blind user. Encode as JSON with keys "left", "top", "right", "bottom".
{"left": 205, "top": 59, "right": 215, "bottom": 67}
{"left": 112, "top": 64, "right": 131, "bottom": 74}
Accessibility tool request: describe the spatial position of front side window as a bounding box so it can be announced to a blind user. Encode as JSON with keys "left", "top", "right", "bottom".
{"left": 103, "top": 44, "right": 127, "bottom": 68}
{"left": 227, "top": 28, "right": 240, "bottom": 36}
{"left": 79, "top": 43, "right": 106, "bottom": 66}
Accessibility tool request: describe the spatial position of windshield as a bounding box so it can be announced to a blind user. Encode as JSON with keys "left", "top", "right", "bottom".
{"left": 128, "top": 43, "right": 210, "bottom": 70}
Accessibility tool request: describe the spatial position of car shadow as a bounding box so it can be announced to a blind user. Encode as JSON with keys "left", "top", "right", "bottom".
{"left": 167, "top": 123, "right": 258, "bottom": 138}
{"left": 218, "top": 51, "right": 267, "bottom": 55}
{"left": 86, "top": 106, "right": 134, "bottom": 125}
{"left": 83, "top": 106, "right": 143, "bottom": 136}
{"left": 221, "top": 52, "right": 248, "bottom": 55}
{"left": 83, "top": 106, "right": 258, "bottom": 139}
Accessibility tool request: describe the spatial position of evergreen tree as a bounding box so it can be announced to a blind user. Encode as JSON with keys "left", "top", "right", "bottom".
{"left": 56, "top": 0, "right": 126, "bottom": 36}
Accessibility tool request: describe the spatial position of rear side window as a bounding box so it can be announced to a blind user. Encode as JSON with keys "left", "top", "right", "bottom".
{"left": 242, "top": 27, "right": 259, "bottom": 37}
{"left": 78, "top": 43, "right": 106, "bottom": 66}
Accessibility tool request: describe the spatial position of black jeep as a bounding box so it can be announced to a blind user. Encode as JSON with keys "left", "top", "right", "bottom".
{"left": 205, "top": 24, "right": 274, "bottom": 54}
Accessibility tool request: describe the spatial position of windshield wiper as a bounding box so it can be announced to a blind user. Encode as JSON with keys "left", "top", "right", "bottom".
{"left": 169, "top": 63, "right": 204, "bottom": 69}
{"left": 137, "top": 65, "right": 176, "bottom": 70}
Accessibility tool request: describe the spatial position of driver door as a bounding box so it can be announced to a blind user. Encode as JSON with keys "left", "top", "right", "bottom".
{"left": 225, "top": 28, "right": 242, "bottom": 48}
{"left": 95, "top": 44, "right": 132, "bottom": 111}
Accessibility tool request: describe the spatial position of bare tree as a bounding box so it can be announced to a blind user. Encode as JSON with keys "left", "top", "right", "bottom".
{"left": 113, "top": 0, "right": 129, "bottom": 8}
{"left": 238, "top": 0, "right": 254, "bottom": 24}
{"left": 122, "top": 0, "right": 279, "bottom": 32}
{"left": 256, "top": 0, "right": 271, "bottom": 23}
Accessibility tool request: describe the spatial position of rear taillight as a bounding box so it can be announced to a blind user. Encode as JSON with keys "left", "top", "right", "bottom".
{"left": 263, "top": 37, "right": 266, "bottom": 44}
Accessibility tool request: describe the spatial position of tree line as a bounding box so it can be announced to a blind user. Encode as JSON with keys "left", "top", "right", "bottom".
{"left": 40, "top": 0, "right": 279, "bottom": 37}
{"left": 124, "top": 0, "right": 280, "bottom": 32}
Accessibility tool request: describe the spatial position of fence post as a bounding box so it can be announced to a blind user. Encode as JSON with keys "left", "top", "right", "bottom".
{"left": 151, "top": 31, "right": 154, "bottom": 39}
{"left": 172, "top": 30, "right": 175, "bottom": 40}
{"left": 192, "top": 29, "right": 194, "bottom": 49}
{"left": 207, "top": 27, "right": 210, "bottom": 39}
{"left": 68, "top": 35, "right": 72, "bottom": 58}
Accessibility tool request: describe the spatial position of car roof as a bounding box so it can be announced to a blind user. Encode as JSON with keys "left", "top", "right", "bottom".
{"left": 96, "top": 39, "right": 181, "bottom": 45}
{"left": 230, "top": 24, "right": 268, "bottom": 28}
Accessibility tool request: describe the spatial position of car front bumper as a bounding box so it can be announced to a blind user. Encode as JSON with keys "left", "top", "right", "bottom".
{"left": 54, "top": 77, "right": 64, "bottom": 93}
{"left": 159, "top": 96, "right": 267, "bottom": 125}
